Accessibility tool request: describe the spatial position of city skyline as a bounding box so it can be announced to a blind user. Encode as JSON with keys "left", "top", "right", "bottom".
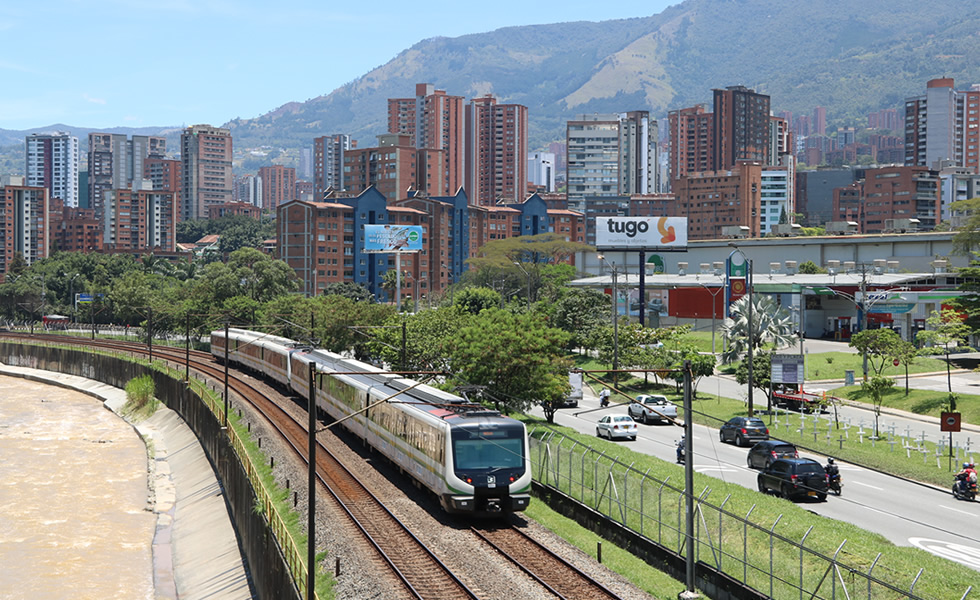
{"left": 0, "top": 0, "right": 676, "bottom": 131}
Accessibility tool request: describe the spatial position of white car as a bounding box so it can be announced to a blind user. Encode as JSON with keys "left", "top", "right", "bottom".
{"left": 596, "top": 415, "right": 637, "bottom": 441}
{"left": 628, "top": 394, "right": 677, "bottom": 425}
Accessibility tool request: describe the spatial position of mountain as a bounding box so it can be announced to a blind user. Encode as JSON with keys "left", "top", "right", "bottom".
{"left": 226, "top": 0, "right": 980, "bottom": 151}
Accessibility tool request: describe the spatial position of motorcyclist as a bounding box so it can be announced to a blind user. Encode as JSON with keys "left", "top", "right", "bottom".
{"left": 824, "top": 457, "right": 839, "bottom": 477}
{"left": 599, "top": 387, "right": 611, "bottom": 407}
{"left": 955, "top": 462, "right": 978, "bottom": 495}
{"left": 676, "top": 436, "right": 685, "bottom": 463}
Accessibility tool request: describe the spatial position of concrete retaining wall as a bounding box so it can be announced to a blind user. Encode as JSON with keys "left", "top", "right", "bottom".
{"left": 0, "top": 342, "right": 301, "bottom": 600}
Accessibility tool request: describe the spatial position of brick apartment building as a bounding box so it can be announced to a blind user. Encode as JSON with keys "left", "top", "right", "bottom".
{"left": 832, "top": 165, "right": 941, "bottom": 233}
{"left": 464, "top": 94, "right": 528, "bottom": 206}
{"left": 388, "top": 83, "right": 465, "bottom": 196}
{"left": 0, "top": 178, "right": 49, "bottom": 279}
{"left": 258, "top": 165, "right": 296, "bottom": 211}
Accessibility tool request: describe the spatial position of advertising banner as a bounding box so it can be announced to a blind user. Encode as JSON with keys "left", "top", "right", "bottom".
{"left": 363, "top": 224, "right": 423, "bottom": 253}
{"left": 595, "top": 217, "right": 688, "bottom": 250}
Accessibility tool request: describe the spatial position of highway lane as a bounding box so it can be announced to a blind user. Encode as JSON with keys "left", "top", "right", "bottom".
{"left": 530, "top": 391, "right": 980, "bottom": 571}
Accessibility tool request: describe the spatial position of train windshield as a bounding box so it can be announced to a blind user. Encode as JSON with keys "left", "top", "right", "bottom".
{"left": 452, "top": 427, "right": 525, "bottom": 471}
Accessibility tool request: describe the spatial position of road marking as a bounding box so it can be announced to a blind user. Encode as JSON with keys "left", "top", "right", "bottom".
{"left": 939, "top": 504, "right": 976, "bottom": 516}
{"left": 694, "top": 466, "right": 739, "bottom": 474}
{"left": 909, "top": 538, "right": 980, "bottom": 570}
{"left": 849, "top": 481, "right": 883, "bottom": 490}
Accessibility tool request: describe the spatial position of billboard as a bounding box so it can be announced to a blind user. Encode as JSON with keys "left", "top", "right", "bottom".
{"left": 595, "top": 217, "right": 688, "bottom": 250}
{"left": 363, "top": 224, "right": 423, "bottom": 253}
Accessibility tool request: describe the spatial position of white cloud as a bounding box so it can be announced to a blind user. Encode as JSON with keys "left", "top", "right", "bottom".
{"left": 82, "top": 93, "right": 106, "bottom": 105}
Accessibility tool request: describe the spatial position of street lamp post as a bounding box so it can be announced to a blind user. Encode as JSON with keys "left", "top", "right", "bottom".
{"left": 513, "top": 261, "right": 531, "bottom": 310}
{"left": 597, "top": 254, "right": 623, "bottom": 387}
{"left": 698, "top": 282, "right": 724, "bottom": 355}
{"left": 728, "top": 243, "right": 754, "bottom": 416}
{"left": 441, "top": 263, "right": 454, "bottom": 306}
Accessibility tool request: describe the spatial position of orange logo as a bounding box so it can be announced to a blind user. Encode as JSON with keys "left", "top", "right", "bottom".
{"left": 658, "top": 217, "right": 676, "bottom": 244}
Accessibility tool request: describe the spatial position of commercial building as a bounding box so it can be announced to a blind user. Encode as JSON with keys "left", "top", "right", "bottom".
{"left": 905, "top": 78, "right": 980, "bottom": 173}
{"left": 26, "top": 132, "right": 79, "bottom": 208}
{"left": 180, "top": 125, "right": 233, "bottom": 220}
{"left": 464, "top": 94, "right": 528, "bottom": 206}
{"left": 527, "top": 152, "right": 556, "bottom": 192}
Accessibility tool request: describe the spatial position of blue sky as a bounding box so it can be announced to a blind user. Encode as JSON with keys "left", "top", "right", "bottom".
{"left": 0, "top": 1, "right": 676, "bottom": 131}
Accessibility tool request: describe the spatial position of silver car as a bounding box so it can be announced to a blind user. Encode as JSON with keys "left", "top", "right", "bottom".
{"left": 596, "top": 415, "right": 637, "bottom": 441}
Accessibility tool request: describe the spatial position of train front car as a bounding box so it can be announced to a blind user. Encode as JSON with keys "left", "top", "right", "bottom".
{"left": 445, "top": 412, "right": 531, "bottom": 515}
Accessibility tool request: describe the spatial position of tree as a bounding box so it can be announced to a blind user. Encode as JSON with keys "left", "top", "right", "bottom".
{"left": 720, "top": 294, "right": 797, "bottom": 365}
{"left": 370, "top": 306, "right": 471, "bottom": 373}
{"left": 552, "top": 288, "right": 609, "bottom": 351}
{"left": 949, "top": 197, "right": 980, "bottom": 256}
{"left": 854, "top": 375, "right": 895, "bottom": 437}
{"left": 453, "top": 287, "right": 501, "bottom": 315}
{"left": 321, "top": 282, "right": 373, "bottom": 303}
{"left": 895, "top": 338, "right": 919, "bottom": 396}
{"left": 447, "top": 309, "right": 571, "bottom": 413}
{"left": 917, "top": 308, "right": 971, "bottom": 409}
{"left": 734, "top": 350, "right": 774, "bottom": 409}
{"left": 797, "top": 261, "right": 825, "bottom": 274}
{"left": 848, "top": 328, "right": 905, "bottom": 377}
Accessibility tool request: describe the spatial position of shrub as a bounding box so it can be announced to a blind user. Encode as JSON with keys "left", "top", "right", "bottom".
{"left": 125, "top": 375, "right": 156, "bottom": 409}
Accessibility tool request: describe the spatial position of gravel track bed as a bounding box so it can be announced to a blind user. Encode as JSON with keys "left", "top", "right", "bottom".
{"left": 226, "top": 369, "right": 656, "bottom": 600}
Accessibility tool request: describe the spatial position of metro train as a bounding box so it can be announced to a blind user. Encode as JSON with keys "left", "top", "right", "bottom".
{"left": 211, "top": 327, "right": 531, "bottom": 515}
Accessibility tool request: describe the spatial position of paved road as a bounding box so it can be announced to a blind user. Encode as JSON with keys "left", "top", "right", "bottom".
{"left": 531, "top": 339, "right": 980, "bottom": 571}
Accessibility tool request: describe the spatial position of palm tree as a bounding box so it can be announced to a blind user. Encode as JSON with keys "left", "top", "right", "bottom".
{"left": 721, "top": 295, "right": 797, "bottom": 364}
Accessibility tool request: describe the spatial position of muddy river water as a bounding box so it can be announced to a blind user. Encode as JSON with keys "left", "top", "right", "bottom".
{"left": 0, "top": 375, "right": 154, "bottom": 599}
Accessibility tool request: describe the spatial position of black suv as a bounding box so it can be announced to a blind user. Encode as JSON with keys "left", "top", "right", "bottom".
{"left": 719, "top": 416, "right": 769, "bottom": 447}
{"left": 746, "top": 440, "right": 798, "bottom": 469}
{"left": 757, "top": 458, "right": 829, "bottom": 501}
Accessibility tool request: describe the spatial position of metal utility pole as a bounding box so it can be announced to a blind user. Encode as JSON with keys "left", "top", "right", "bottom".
{"left": 223, "top": 321, "right": 230, "bottom": 427}
{"left": 681, "top": 360, "right": 698, "bottom": 599}
{"left": 307, "top": 361, "right": 317, "bottom": 600}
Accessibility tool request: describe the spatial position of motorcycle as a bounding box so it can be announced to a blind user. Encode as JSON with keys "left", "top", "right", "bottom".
{"left": 827, "top": 472, "right": 842, "bottom": 496}
{"left": 953, "top": 474, "right": 978, "bottom": 501}
{"left": 676, "top": 439, "right": 685, "bottom": 464}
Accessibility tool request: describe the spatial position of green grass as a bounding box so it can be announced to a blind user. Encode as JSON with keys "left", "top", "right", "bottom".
{"left": 520, "top": 415, "right": 975, "bottom": 600}
{"left": 524, "top": 499, "right": 691, "bottom": 599}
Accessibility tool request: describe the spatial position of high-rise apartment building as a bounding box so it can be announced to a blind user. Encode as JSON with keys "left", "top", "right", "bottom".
{"left": 26, "top": 132, "right": 79, "bottom": 208}
{"left": 812, "top": 106, "right": 827, "bottom": 137}
{"left": 236, "top": 174, "right": 262, "bottom": 206}
{"left": 713, "top": 85, "right": 771, "bottom": 170}
{"left": 258, "top": 165, "right": 296, "bottom": 211}
{"left": 464, "top": 94, "right": 528, "bottom": 206}
{"left": 180, "top": 125, "right": 233, "bottom": 220}
{"left": 103, "top": 187, "right": 177, "bottom": 251}
{"left": 0, "top": 177, "right": 49, "bottom": 278}
{"left": 343, "top": 133, "right": 446, "bottom": 200}
{"left": 566, "top": 112, "right": 659, "bottom": 211}
{"left": 313, "top": 134, "right": 355, "bottom": 198}
{"left": 832, "top": 165, "right": 941, "bottom": 233}
{"left": 88, "top": 133, "right": 166, "bottom": 218}
{"left": 528, "top": 152, "right": 556, "bottom": 192}
{"left": 670, "top": 163, "right": 763, "bottom": 240}
{"left": 388, "top": 83, "right": 465, "bottom": 195}
{"left": 905, "top": 78, "right": 980, "bottom": 174}
{"left": 668, "top": 104, "right": 714, "bottom": 181}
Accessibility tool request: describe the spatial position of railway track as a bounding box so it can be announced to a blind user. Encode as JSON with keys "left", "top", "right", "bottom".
{"left": 471, "top": 525, "right": 624, "bottom": 600}
{"left": 3, "top": 333, "right": 479, "bottom": 600}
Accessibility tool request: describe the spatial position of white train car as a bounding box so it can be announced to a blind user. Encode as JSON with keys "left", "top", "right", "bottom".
{"left": 212, "top": 328, "right": 531, "bottom": 515}
{"left": 211, "top": 328, "right": 298, "bottom": 387}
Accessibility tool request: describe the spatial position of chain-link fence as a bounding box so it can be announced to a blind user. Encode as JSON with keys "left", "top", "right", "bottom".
{"left": 529, "top": 427, "right": 973, "bottom": 600}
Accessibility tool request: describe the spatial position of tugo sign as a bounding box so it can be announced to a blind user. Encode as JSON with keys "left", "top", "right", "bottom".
{"left": 595, "top": 217, "right": 688, "bottom": 250}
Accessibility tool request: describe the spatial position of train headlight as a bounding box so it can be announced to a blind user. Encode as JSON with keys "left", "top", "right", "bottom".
{"left": 465, "top": 477, "right": 473, "bottom": 484}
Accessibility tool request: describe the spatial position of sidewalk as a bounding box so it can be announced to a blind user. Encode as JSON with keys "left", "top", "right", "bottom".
{"left": 0, "top": 363, "right": 253, "bottom": 600}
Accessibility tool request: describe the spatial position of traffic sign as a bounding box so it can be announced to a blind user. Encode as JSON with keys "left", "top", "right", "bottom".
{"left": 893, "top": 358, "right": 900, "bottom": 366}
{"left": 941, "top": 412, "right": 961, "bottom": 432}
